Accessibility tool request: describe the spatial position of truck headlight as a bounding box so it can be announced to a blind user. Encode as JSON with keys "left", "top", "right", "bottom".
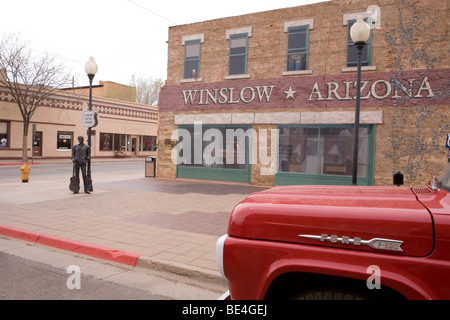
{"left": 216, "top": 234, "right": 228, "bottom": 279}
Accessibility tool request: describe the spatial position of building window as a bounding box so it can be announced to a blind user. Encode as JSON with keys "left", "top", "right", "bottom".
{"left": 347, "top": 19, "right": 372, "bottom": 67}
{"left": 140, "top": 135, "right": 157, "bottom": 151}
{"left": 178, "top": 125, "right": 250, "bottom": 170}
{"left": 100, "top": 133, "right": 130, "bottom": 151}
{"left": 229, "top": 33, "right": 248, "bottom": 75}
{"left": 184, "top": 40, "right": 201, "bottom": 79}
{"left": 287, "top": 26, "right": 308, "bottom": 71}
{"left": 0, "top": 121, "right": 9, "bottom": 147}
{"left": 57, "top": 132, "right": 73, "bottom": 150}
{"left": 278, "top": 125, "right": 371, "bottom": 179}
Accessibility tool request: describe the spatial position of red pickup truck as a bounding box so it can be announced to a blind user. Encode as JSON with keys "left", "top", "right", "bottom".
{"left": 216, "top": 163, "right": 450, "bottom": 300}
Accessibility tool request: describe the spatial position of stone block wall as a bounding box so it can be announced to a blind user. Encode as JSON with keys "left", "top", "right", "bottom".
{"left": 158, "top": 0, "right": 449, "bottom": 187}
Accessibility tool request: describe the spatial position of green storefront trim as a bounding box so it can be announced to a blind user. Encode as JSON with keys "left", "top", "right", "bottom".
{"left": 177, "top": 166, "right": 250, "bottom": 183}
{"left": 275, "top": 124, "right": 375, "bottom": 186}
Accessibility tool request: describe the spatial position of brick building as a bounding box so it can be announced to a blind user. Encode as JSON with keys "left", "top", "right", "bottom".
{"left": 157, "top": 0, "right": 449, "bottom": 187}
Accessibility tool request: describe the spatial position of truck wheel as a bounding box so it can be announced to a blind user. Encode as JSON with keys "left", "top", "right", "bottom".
{"left": 292, "top": 288, "right": 370, "bottom": 300}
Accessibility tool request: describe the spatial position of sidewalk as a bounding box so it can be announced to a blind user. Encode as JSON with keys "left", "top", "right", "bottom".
{"left": 0, "top": 158, "right": 267, "bottom": 292}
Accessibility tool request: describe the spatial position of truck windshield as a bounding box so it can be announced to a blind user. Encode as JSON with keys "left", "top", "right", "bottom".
{"left": 437, "top": 163, "right": 450, "bottom": 192}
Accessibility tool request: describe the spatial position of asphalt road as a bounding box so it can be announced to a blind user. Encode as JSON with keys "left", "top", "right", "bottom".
{"left": 0, "top": 251, "right": 168, "bottom": 300}
{"left": 0, "top": 160, "right": 229, "bottom": 301}
{"left": 0, "top": 236, "right": 223, "bottom": 300}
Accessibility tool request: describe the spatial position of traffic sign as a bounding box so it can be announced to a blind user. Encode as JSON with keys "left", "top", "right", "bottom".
{"left": 82, "top": 110, "right": 98, "bottom": 128}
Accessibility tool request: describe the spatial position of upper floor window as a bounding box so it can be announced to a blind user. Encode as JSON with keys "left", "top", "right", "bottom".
{"left": 184, "top": 40, "right": 201, "bottom": 79}
{"left": 229, "top": 33, "right": 248, "bottom": 75}
{"left": 181, "top": 34, "right": 204, "bottom": 81}
{"left": 287, "top": 26, "right": 309, "bottom": 71}
{"left": 347, "top": 18, "right": 372, "bottom": 67}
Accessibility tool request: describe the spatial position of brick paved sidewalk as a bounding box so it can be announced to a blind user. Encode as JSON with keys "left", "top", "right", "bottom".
{"left": 0, "top": 160, "right": 267, "bottom": 289}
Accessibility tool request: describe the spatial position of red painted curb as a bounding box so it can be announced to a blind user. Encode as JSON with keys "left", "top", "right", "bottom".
{"left": 0, "top": 224, "right": 141, "bottom": 266}
{"left": 0, "top": 163, "right": 41, "bottom": 166}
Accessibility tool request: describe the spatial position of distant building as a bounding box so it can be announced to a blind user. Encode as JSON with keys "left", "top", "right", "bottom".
{"left": 62, "top": 80, "right": 136, "bottom": 103}
{"left": 157, "top": 0, "right": 449, "bottom": 187}
{"left": 0, "top": 81, "right": 158, "bottom": 161}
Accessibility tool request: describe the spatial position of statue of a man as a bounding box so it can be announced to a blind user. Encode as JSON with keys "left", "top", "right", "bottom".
{"left": 72, "top": 136, "right": 91, "bottom": 194}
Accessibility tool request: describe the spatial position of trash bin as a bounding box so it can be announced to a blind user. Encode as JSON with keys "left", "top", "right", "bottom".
{"left": 145, "top": 156, "right": 156, "bottom": 177}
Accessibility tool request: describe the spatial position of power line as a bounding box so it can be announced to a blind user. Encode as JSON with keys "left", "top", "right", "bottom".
{"left": 127, "top": 0, "right": 177, "bottom": 25}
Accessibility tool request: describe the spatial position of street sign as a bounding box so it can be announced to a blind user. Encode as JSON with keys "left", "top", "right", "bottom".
{"left": 446, "top": 132, "right": 450, "bottom": 148}
{"left": 82, "top": 110, "right": 98, "bottom": 128}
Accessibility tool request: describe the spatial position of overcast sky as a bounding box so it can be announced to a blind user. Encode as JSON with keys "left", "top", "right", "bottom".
{"left": 0, "top": 0, "right": 327, "bottom": 87}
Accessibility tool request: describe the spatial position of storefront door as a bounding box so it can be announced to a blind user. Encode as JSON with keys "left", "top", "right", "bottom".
{"left": 132, "top": 138, "right": 137, "bottom": 156}
{"left": 33, "top": 131, "right": 42, "bottom": 157}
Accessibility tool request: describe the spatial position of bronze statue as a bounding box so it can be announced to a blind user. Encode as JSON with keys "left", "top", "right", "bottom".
{"left": 71, "top": 136, "right": 91, "bottom": 194}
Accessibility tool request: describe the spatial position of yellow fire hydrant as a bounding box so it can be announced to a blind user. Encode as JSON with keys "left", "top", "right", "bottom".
{"left": 20, "top": 163, "right": 31, "bottom": 183}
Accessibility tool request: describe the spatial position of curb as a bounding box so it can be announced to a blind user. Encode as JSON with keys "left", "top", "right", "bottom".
{"left": 136, "top": 256, "right": 227, "bottom": 287}
{"left": 0, "top": 224, "right": 140, "bottom": 266}
{"left": 0, "top": 163, "right": 41, "bottom": 166}
{"left": 0, "top": 224, "right": 227, "bottom": 287}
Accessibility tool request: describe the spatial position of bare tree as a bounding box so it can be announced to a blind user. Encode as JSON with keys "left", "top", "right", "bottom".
{"left": 130, "top": 74, "right": 163, "bottom": 106}
{"left": 0, "top": 34, "right": 71, "bottom": 162}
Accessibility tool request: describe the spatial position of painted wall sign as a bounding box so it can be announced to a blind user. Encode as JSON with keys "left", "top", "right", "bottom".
{"left": 158, "top": 68, "right": 449, "bottom": 112}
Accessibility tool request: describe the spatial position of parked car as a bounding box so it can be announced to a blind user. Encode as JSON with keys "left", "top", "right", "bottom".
{"left": 217, "top": 163, "right": 450, "bottom": 300}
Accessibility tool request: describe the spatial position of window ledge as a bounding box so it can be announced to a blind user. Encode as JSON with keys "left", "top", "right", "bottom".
{"left": 180, "top": 78, "right": 203, "bottom": 83}
{"left": 282, "top": 70, "right": 313, "bottom": 76}
{"left": 225, "top": 74, "right": 251, "bottom": 80}
{"left": 341, "top": 66, "right": 377, "bottom": 73}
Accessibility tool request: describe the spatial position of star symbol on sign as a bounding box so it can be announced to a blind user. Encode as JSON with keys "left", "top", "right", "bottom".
{"left": 284, "top": 86, "right": 297, "bottom": 100}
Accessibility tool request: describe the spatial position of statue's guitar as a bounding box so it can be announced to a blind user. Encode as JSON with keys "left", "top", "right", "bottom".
{"left": 69, "top": 166, "right": 80, "bottom": 193}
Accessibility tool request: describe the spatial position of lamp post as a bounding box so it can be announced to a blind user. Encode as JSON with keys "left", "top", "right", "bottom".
{"left": 85, "top": 56, "right": 98, "bottom": 192}
{"left": 350, "top": 17, "right": 370, "bottom": 186}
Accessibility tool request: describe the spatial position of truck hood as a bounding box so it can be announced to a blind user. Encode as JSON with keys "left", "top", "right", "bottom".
{"left": 227, "top": 185, "right": 434, "bottom": 257}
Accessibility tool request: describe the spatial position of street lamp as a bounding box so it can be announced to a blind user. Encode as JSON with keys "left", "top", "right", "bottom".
{"left": 85, "top": 56, "right": 98, "bottom": 192}
{"left": 350, "top": 17, "right": 370, "bottom": 186}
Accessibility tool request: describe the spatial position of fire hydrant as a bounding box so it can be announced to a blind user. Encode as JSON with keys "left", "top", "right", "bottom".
{"left": 20, "top": 163, "right": 31, "bottom": 183}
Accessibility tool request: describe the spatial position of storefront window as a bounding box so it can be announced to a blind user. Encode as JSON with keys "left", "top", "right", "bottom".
{"left": 100, "top": 133, "right": 131, "bottom": 151}
{"left": 140, "top": 135, "right": 157, "bottom": 151}
{"left": 57, "top": 132, "right": 73, "bottom": 150}
{"left": 0, "top": 121, "right": 8, "bottom": 147}
{"left": 114, "top": 134, "right": 130, "bottom": 151}
{"left": 178, "top": 126, "right": 250, "bottom": 170}
{"left": 278, "top": 125, "right": 368, "bottom": 177}
{"left": 100, "top": 133, "right": 112, "bottom": 151}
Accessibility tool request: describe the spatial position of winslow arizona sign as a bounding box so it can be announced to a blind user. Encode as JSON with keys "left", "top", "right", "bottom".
{"left": 158, "top": 68, "right": 448, "bottom": 112}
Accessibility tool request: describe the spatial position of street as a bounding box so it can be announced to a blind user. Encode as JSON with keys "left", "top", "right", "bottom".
{"left": 0, "top": 236, "right": 223, "bottom": 300}
{"left": 0, "top": 159, "right": 241, "bottom": 300}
